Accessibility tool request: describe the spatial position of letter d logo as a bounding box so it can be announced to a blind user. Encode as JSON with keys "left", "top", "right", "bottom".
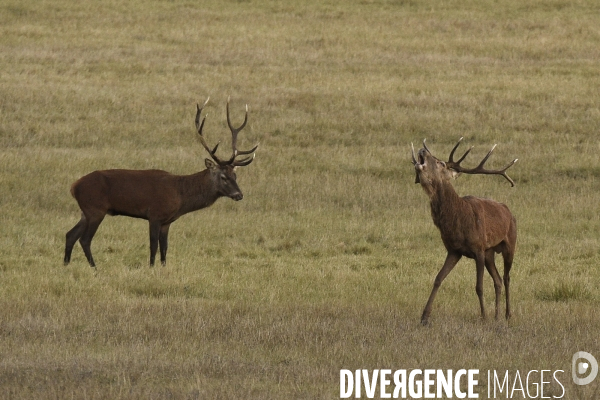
{"left": 572, "top": 351, "right": 598, "bottom": 385}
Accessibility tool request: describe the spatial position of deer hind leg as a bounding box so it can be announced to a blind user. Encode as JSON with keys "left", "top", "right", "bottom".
{"left": 64, "top": 214, "right": 87, "bottom": 265}
{"left": 158, "top": 223, "right": 171, "bottom": 266}
{"left": 475, "top": 253, "right": 487, "bottom": 320}
{"left": 484, "top": 249, "right": 503, "bottom": 320}
{"left": 421, "top": 252, "right": 462, "bottom": 325}
{"left": 502, "top": 248, "right": 514, "bottom": 320}
{"left": 79, "top": 213, "right": 104, "bottom": 268}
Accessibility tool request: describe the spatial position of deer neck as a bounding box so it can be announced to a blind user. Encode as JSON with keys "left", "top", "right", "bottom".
{"left": 178, "top": 170, "right": 221, "bottom": 214}
{"left": 427, "top": 179, "right": 470, "bottom": 233}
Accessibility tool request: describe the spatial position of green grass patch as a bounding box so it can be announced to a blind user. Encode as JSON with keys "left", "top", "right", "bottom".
{"left": 537, "top": 282, "right": 592, "bottom": 302}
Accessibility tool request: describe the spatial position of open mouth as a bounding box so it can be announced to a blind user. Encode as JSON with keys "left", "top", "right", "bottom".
{"left": 411, "top": 143, "right": 428, "bottom": 167}
{"left": 411, "top": 144, "right": 426, "bottom": 184}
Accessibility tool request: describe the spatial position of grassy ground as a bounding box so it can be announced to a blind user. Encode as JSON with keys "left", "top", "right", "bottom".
{"left": 1, "top": 0, "right": 600, "bottom": 398}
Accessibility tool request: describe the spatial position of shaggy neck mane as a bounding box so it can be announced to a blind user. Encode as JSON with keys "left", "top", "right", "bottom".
{"left": 427, "top": 180, "right": 469, "bottom": 232}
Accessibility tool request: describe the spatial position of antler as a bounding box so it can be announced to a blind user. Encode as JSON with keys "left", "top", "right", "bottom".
{"left": 445, "top": 137, "right": 518, "bottom": 187}
{"left": 226, "top": 97, "right": 259, "bottom": 166}
{"left": 411, "top": 142, "right": 418, "bottom": 165}
{"left": 195, "top": 97, "right": 259, "bottom": 167}
{"left": 196, "top": 97, "right": 224, "bottom": 165}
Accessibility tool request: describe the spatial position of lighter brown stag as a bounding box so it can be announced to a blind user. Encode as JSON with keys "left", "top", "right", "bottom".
{"left": 64, "top": 98, "right": 258, "bottom": 267}
{"left": 411, "top": 138, "right": 517, "bottom": 325}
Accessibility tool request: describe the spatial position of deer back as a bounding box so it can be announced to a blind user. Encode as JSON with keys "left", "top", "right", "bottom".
{"left": 71, "top": 169, "right": 184, "bottom": 221}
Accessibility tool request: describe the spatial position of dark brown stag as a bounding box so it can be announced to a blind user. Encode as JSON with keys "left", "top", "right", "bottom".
{"left": 64, "top": 98, "right": 258, "bottom": 267}
{"left": 411, "top": 138, "right": 517, "bottom": 324}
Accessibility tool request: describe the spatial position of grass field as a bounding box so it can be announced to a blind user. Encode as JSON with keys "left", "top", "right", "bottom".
{"left": 1, "top": 0, "right": 600, "bottom": 398}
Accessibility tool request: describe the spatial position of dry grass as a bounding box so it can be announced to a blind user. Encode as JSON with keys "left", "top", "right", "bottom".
{"left": 1, "top": 0, "right": 600, "bottom": 398}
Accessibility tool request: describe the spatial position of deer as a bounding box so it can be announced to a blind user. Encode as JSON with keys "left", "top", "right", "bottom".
{"left": 64, "top": 97, "right": 258, "bottom": 268}
{"left": 411, "top": 137, "right": 517, "bottom": 325}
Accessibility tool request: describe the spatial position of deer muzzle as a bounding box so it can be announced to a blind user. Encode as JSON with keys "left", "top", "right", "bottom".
{"left": 231, "top": 192, "right": 243, "bottom": 201}
{"left": 413, "top": 148, "right": 427, "bottom": 184}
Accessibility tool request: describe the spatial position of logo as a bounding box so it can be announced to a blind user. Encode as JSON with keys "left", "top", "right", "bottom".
{"left": 572, "top": 351, "right": 598, "bottom": 386}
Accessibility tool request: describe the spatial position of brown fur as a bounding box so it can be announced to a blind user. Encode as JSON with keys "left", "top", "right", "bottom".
{"left": 414, "top": 144, "right": 517, "bottom": 324}
{"left": 65, "top": 160, "right": 243, "bottom": 267}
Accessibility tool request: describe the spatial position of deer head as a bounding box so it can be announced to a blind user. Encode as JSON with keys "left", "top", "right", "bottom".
{"left": 195, "top": 97, "right": 259, "bottom": 201}
{"left": 411, "top": 137, "right": 518, "bottom": 193}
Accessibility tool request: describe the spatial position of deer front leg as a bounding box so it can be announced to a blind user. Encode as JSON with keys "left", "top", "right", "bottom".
{"left": 475, "top": 253, "right": 486, "bottom": 319}
{"left": 421, "top": 252, "right": 462, "bottom": 325}
{"left": 159, "top": 223, "right": 171, "bottom": 266}
{"left": 149, "top": 221, "right": 161, "bottom": 267}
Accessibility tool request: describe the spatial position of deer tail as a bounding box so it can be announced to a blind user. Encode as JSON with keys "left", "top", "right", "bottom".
{"left": 70, "top": 180, "right": 80, "bottom": 199}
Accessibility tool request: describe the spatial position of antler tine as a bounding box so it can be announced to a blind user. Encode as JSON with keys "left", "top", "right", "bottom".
{"left": 195, "top": 101, "right": 211, "bottom": 154}
{"left": 447, "top": 137, "right": 475, "bottom": 165}
{"left": 452, "top": 142, "right": 518, "bottom": 187}
{"left": 235, "top": 143, "right": 259, "bottom": 156}
{"left": 454, "top": 146, "right": 473, "bottom": 164}
{"left": 226, "top": 97, "right": 249, "bottom": 156}
{"left": 476, "top": 144, "right": 498, "bottom": 169}
{"left": 232, "top": 153, "right": 256, "bottom": 167}
{"left": 498, "top": 158, "right": 518, "bottom": 187}
{"left": 194, "top": 97, "right": 209, "bottom": 131}
{"left": 411, "top": 142, "right": 418, "bottom": 165}
{"left": 196, "top": 98, "right": 228, "bottom": 165}
{"left": 422, "top": 139, "right": 432, "bottom": 154}
{"left": 447, "top": 137, "right": 463, "bottom": 162}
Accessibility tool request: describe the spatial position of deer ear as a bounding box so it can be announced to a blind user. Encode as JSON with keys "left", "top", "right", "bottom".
{"left": 205, "top": 159, "right": 217, "bottom": 170}
{"left": 449, "top": 169, "right": 460, "bottom": 179}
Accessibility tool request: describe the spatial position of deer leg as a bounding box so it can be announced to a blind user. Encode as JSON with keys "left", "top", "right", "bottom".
{"left": 421, "top": 252, "right": 462, "bottom": 325}
{"left": 79, "top": 215, "right": 104, "bottom": 268}
{"left": 502, "top": 249, "right": 514, "bottom": 320}
{"left": 475, "top": 253, "right": 486, "bottom": 319}
{"left": 148, "top": 221, "right": 162, "bottom": 267}
{"left": 158, "top": 223, "right": 171, "bottom": 266}
{"left": 484, "top": 249, "right": 503, "bottom": 320}
{"left": 64, "top": 214, "right": 87, "bottom": 265}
